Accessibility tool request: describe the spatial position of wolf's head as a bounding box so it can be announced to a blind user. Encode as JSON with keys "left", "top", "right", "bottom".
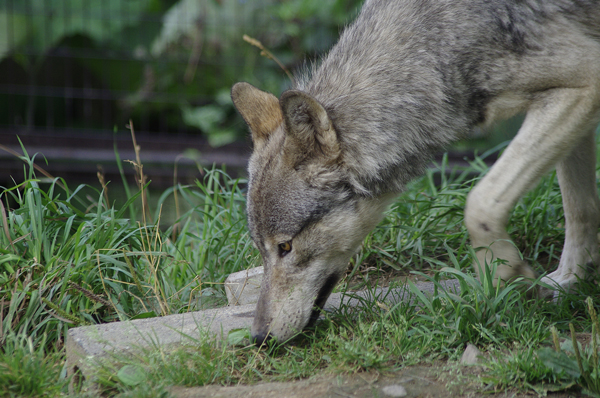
{"left": 231, "top": 82, "right": 394, "bottom": 344}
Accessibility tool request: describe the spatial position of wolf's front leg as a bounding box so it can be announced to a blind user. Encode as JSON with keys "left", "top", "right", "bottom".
{"left": 465, "top": 87, "right": 600, "bottom": 289}
{"left": 465, "top": 182, "right": 537, "bottom": 283}
{"left": 541, "top": 132, "right": 600, "bottom": 298}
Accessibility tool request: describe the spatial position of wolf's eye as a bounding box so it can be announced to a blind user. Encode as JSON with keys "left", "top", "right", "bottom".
{"left": 278, "top": 241, "right": 292, "bottom": 256}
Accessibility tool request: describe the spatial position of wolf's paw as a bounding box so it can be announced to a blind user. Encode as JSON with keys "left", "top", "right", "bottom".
{"left": 539, "top": 271, "right": 578, "bottom": 300}
{"left": 539, "top": 258, "right": 597, "bottom": 300}
{"left": 514, "top": 262, "right": 537, "bottom": 280}
{"left": 484, "top": 259, "right": 537, "bottom": 282}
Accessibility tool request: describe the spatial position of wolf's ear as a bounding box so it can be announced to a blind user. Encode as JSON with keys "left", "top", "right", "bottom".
{"left": 231, "top": 82, "right": 283, "bottom": 146}
{"left": 280, "top": 90, "right": 340, "bottom": 163}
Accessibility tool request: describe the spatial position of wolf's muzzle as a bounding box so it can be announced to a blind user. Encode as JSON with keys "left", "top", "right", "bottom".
{"left": 252, "top": 331, "right": 272, "bottom": 347}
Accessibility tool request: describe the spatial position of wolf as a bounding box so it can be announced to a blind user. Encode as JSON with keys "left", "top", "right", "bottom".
{"left": 231, "top": 0, "right": 600, "bottom": 345}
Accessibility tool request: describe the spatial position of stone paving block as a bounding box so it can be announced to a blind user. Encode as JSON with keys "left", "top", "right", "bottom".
{"left": 225, "top": 266, "right": 264, "bottom": 305}
{"left": 67, "top": 303, "right": 256, "bottom": 389}
{"left": 66, "top": 277, "right": 460, "bottom": 389}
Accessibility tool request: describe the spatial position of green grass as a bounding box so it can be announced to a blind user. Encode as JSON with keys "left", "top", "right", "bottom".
{"left": 0, "top": 333, "right": 67, "bottom": 397}
{"left": 0, "top": 152, "right": 253, "bottom": 349}
{"left": 1, "top": 142, "right": 599, "bottom": 397}
{"left": 483, "top": 297, "right": 600, "bottom": 396}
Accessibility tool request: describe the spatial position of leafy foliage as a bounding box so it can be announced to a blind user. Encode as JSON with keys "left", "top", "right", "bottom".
{"left": 1, "top": 0, "right": 365, "bottom": 144}
{"left": 484, "top": 298, "right": 600, "bottom": 396}
{"left": 0, "top": 0, "right": 152, "bottom": 57}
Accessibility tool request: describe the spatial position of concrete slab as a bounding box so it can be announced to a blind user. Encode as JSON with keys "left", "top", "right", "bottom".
{"left": 225, "top": 266, "right": 264, "bottom": 305}
{"left": 66, "top": 277, "right": 460, "bottom": 389}
{"left": 67, "top": 303, "right": 257, "bottom": 389}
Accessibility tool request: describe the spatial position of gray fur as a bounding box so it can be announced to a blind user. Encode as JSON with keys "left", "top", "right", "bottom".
{"left": 299, "top": 0, "right": 600, "bottom": 195}
{"left": 232, "top": 0, "right": 600, "bottom": 344}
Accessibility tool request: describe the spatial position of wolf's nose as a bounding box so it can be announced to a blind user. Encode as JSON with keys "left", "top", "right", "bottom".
{"left": 252, "top": 331, "right": 272, "bottom": 346}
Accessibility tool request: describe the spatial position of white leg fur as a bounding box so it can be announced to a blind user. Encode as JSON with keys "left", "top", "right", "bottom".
{"left": 465, "top": 86, "right": 600, "bottom": 287}
{"left": 541, "top": 132, "right": 600, "bottom": 297}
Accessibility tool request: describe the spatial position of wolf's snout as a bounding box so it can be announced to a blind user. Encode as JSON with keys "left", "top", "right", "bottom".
{"left": 251, "top": 330, "right": 272, "bottom": 346}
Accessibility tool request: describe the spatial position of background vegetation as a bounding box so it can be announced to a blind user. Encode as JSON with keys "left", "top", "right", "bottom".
{"left": 0, "top": 0, "right": 364, "bottom": 145}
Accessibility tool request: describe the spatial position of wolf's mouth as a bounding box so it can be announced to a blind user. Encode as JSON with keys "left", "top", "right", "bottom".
{"left": 307, "top": 273, "right": 339, "bottom": 327}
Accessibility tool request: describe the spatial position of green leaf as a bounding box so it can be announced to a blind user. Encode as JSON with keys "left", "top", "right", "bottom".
{"left": 537, "top": 347, "right": 581, "bottom": 379}
{"left": 182, "top": 105, "right": 226, "bottom": 132}
{"left": 117, "top": 364, "right": 146, "bottom": 387}
{"left": 528, "top": 380, "right": 577, "bottom": 394}
{"left": 207, "top": 128, "right": 238, "bottom": 147}
{"left": 226, "top": 328, "right": 250, "bottom": 347}
{"left": 131, "top": 311, "right": 157, "bottom": 320}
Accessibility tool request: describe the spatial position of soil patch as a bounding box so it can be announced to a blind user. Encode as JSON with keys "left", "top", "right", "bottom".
{"left": 169, "top": 363, "right": 582, "bottom": 398}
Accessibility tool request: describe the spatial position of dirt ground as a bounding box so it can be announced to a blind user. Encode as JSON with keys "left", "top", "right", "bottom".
{"left": 169, "top": 363, "right": 583, "bottom": 398}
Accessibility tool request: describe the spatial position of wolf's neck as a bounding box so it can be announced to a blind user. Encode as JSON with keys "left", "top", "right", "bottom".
{"left": 291, "top": 2, "right": 474, "bottom": 196}
{"left": 297, "top": 64, "right": 469, "bottom": 196}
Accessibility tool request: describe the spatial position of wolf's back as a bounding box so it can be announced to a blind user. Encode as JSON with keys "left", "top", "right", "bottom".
{"left": 296, "top": 0, "right": 600, "bottom": 196}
